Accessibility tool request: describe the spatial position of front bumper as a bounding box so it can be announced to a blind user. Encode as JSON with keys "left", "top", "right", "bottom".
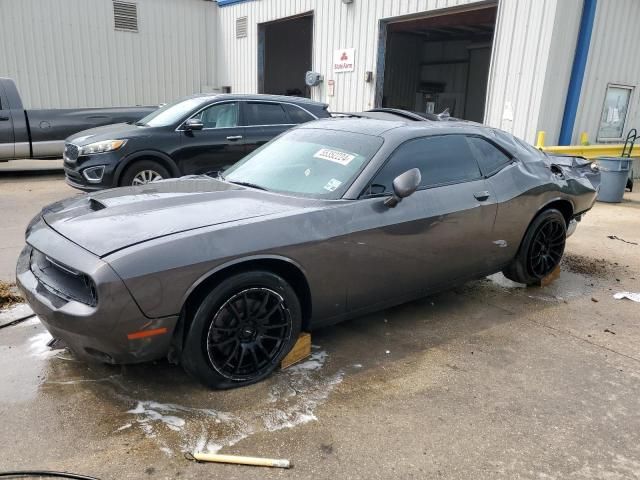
{"left": 63, "top": 149, "right": 123, "bottom": 191}
{"left": 15, "top": 218, "right": 178, "bottom": 364}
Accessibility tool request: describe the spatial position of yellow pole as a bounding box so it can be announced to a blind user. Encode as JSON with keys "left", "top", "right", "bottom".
{"left": 193, "top": 452, "right": 291, "bottom": 469}
{"left": 580, "top": 131, "right": 589, "bottom": 145}
{"left": 536, "top": 131, "right": 546, "bottom": 148}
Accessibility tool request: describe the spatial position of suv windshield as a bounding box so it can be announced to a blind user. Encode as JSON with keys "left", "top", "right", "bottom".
{"left": 137, "top": 97, "right": 208, "bottom": 127}
{"left": 224, "top": 128, "right": 383, "bottom": 199}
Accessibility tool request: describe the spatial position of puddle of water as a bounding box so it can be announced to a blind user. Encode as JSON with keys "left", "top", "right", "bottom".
{"left": 0, "top": 317, "right": 66, "bottom": 403}
{"left": 121, "top": 348, "right": 344, "bottom": 455}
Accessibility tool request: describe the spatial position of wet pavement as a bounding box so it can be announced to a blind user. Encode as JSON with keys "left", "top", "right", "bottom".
{"left": 1, "top": 175, "right": 639, "bottom": 479}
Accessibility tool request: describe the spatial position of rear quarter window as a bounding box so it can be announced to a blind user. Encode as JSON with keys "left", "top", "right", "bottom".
{"left": 283, "top": 104, "right": 315, "bottom": 124}
{"left": 466, "top": 136, "right": 512, "bottom": 176}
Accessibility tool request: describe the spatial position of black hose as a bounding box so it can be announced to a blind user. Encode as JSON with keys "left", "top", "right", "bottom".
{"left": 0, "top": 313, "right": 36, "bottom": 330}
{"left": 0, "top": 471, "right": 100, "bottom": 480}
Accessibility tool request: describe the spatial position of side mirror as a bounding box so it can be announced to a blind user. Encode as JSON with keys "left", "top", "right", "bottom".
{"left": 384, "top": 168, "right": 421, "bottom": 208}
{"left": 184, "top": 118, "right": 204, "bottom": 131}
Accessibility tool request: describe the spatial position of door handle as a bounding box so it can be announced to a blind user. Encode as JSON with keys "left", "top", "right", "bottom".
{"left": 226, "top": 135, "right": 243, "bottom": 141}
{"left": 474, "top": 191, "right": 491, "bottom": 201}
{"left": 0, "top": 116, "right": 9, "bottom": 121}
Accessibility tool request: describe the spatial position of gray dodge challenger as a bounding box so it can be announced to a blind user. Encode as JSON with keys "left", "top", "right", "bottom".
{"left": 16, "top": 117, "right": 600, "bottom": 388}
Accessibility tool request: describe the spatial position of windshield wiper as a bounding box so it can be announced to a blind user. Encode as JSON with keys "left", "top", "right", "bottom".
{"left": 134, "top": 121, "right": 147, "bottom": 126}
{"left": 228, "top": 181, "right": 268, "bottom": 191}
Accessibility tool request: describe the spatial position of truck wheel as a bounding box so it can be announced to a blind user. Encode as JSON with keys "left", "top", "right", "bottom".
{"left": 181, "top": 271, "right": 302, "bottom": 389}
{"left": 503, "top": 209, "right": 567, "bottom": 285}
{"left": 120, "top": 160, "right": 170, "bottom": 186}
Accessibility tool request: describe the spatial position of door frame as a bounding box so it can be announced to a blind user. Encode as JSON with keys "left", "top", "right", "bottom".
{"left": 374, "top": 0, "right": 499, "bottom": 116}
{"left": 257, "top": 11, "right": 314, "bottom": 96}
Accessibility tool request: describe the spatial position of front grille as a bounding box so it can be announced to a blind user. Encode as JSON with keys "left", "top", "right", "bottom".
{"left": 30, "top": 249, "right": 97, "bottom": 306}
{"left": 64, "top": 143, "right": 79, "bottom": 162}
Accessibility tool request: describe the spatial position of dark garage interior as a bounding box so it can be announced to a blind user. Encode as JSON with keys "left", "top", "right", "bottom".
{"left": 381, "top": 6, "right": 497, "bottom": 122}
{"left": 259, "top": 14, "right": 313, "bottom": 98}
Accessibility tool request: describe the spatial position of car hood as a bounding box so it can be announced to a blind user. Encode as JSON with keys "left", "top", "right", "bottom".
{"left": 66, "top": 123, "right": 150, "bottom": 145}
{"left": 40, "top": 178, "right": 312, "bottom": 257}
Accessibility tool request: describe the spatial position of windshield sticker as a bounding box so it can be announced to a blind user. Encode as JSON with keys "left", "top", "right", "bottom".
{"left": 314, "top": 148, "right": 356, "bottom": 166}
{"left": 324, "top": 178, "right": 342, "bottom": 192}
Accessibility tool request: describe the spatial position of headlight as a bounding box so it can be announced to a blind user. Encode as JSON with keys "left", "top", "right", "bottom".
{"left": 79, "top": 139, "right": 127, "bottom": 155}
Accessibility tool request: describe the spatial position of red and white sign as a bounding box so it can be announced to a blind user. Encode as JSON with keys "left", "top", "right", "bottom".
{"left": 333, "top": 48, "right": 355, "bottom": 73}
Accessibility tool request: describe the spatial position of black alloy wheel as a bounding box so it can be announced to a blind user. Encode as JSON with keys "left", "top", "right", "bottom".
{"left": 527, "top": 217, "right": 566, "bottom": 278}
{"left": 503, "top": 208, "right": 567, "bottom": 285}
{"left": 206, "top": 287, "right": 292, "bottom": 380}
{"left": 181, "top": 271, "right": 302, "bottom": 389}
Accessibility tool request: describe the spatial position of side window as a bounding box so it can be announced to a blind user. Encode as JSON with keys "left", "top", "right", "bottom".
{"left": 366, "top": 135, "right": 482, "bottom": 195}
{"left": 245, "top": 102, "right": 289, "bottom": 126}
{"left": 283, "top": 104, "right": 315, "bottom": 124}
{"left": 192, "top": 102, "right": 238, "bottom": 129}
{"left": 466, "top": 136, "right": 512, "bottom": 176}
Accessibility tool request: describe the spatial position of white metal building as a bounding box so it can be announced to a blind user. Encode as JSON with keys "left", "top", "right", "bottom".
{"left": 1, "top": 0, "right": 638, "bottom": 146}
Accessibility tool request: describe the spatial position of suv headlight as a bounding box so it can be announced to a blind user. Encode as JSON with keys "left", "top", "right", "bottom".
{"left": 79, "top": 139, "right": 127, "bottom": 155}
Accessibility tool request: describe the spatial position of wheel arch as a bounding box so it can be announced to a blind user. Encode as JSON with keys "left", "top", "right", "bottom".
{"left": 513, "top": 197, "right": 573, "bottom": 257}
{"left": 177, "top": 256, "right": 313, "bottom": 347}
{"left": 113, "top": 150, "right": 180, "bottom": 186}
{"left": 536, "top": 197, "right": 574, "bottom": 226}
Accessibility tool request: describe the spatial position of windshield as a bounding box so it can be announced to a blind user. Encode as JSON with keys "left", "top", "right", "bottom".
{"left": 137, "top": 97, "right": 208, "bottom": 127}
{"left": 223, "top": 128, "right": 384, "bottom": 199}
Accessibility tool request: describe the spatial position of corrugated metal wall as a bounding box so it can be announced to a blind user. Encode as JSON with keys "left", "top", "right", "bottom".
{"left": 217, "top": 0, "right": 577, "bottom": 143}
{"left": 216, "top": 0, "right": 483, "bottom": 114}
{"left": 3, "top": 0, "right": 635, "bottom": 145}
{"left": 0, "top": 0, "right": 217, "bottom": 108}
{"left": 572, "top": 0, "right": 640, "bottom": 145}
{"left": 483, "top": 0, "right": 571, "bottom": 143}
{"left": 535, "top": 0, "right": 582, "bottom": 146}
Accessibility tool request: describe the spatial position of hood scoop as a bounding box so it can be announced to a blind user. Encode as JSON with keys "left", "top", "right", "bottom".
{"left": 88, "top": 198, "right": 107, "bottom": 211}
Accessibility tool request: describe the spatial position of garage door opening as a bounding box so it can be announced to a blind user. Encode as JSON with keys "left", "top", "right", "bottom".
{"left": 258, "top": 14, "right": 313, "bottom": 98}
{"left": 379, "top": 6, "right": 497, "bottom": 122}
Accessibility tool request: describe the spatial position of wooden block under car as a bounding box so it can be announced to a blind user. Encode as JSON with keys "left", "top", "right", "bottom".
{"left": 537, "top": 264, "right": 561, "bottom": 287}
{"left": 281, "top": 332, "right": 311, "bottom": 369}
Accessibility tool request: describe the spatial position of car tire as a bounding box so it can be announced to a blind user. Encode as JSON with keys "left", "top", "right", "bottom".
{"left": 181, "top": 271, "right": 302, "bottom": 389}
{"left": 502, "top": 209, "right": 567, "bottom": 285}
{"left": 120, "top": 159, "right": 170, "bottom": 187}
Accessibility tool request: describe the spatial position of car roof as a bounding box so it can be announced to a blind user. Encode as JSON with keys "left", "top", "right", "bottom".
{"left": 182, "top": 93, "right": 328, "bottom": 107}
{"left": 299, "top": 117, "right": 486, "bottom": 137}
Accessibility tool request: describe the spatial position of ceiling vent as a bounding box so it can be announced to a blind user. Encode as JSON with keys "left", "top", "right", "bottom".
{"left": 113, "top": 1, "right": 138, "bottom": 32}
{"left": 236, "top": 16, "right": 248, "bottom": 38}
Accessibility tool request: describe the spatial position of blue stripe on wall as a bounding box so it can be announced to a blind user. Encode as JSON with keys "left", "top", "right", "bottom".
{"left": 217, "top": 0, "right": 252, "bottom": 6}
{"left": 558, "top": 0, "right": 598, "bottom": 145}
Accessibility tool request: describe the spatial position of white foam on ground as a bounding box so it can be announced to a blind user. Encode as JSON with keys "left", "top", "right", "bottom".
{"left": 125, "top": 348, "right": 343, "bottom": 455}
{"left": 127, "top": 401, "right": 187, "bottom": 432}
{"left": 28, "top": 331, "right": 64, "bottom": 359}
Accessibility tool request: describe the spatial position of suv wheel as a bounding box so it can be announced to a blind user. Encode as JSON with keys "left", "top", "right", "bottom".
{"left": 120, "top": 160, "right": 170, "bottom": 186}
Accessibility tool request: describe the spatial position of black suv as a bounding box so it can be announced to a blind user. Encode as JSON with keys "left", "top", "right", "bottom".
{"left": 63, "top": 94, "right": 330, "bottom": 190}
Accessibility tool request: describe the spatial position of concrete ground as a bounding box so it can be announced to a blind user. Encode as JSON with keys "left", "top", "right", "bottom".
{"left": 1, "top": 167, "right": 639, "bottom": 479}
{"left": 0, "top": 160, "right": 75, "bottom": 281}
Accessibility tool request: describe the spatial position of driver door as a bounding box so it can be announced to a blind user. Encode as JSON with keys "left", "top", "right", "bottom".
{"left": 175, "top": 101, "right": 246, "bottom": 175}
{"left": 346, "top": 134, "right": 497, "bottom": 312}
